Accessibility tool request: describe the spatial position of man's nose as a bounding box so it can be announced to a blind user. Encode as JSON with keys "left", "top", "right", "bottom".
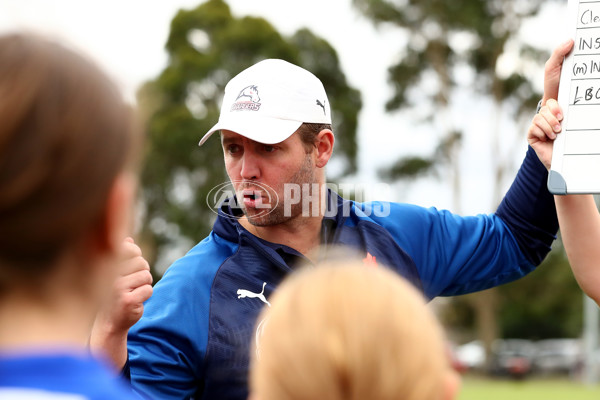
{"left": 240, "top": 151, "right": 260, "bottom": 180}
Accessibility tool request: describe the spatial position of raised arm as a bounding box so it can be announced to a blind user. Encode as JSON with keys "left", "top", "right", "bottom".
{"left": 491, "top": 43, "right": 576, "bottom": 269}
{"left": 527, "top": 39, "right": 600, "bottom": 304}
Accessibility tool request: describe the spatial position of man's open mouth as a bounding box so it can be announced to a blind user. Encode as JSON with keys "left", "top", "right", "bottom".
{"left": 240, "top": 187, "right": 275, "bottom": 211}
{"left": 242, "top": 190, "right": 260, "bottom": 200}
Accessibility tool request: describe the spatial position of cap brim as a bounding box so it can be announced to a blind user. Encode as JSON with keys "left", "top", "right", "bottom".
{"left": 198, "top": 116, "right": 303, "bottom": 146}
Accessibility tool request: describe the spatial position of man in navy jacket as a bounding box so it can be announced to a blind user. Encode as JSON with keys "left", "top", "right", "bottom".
{"left": 92, "top": 49, "right": 569, "bottom": 399}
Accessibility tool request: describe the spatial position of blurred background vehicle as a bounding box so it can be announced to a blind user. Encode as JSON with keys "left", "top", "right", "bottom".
{"left": 454, "top": 338, "right": 586, "bottom": 379}
{"left": 490, "top": 339, "right": 537, "bottom": 379}
{"left": 454, "top": 340, "right": 486, "bottom": 372}
{"left": 534, "top": 338, "right": 583, "bottom": 376}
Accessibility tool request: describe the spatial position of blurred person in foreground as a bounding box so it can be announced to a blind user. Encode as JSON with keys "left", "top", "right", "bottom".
{"left": 249, "top": 259, "right": 461, "bottom": 400}
{"left": 528, "top": 38, "right": 600, "bottom": 306}
{"left": 0, "top": 33, "right": 152, "bottom": 399}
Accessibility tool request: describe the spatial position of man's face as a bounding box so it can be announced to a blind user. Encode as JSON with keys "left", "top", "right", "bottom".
{"left": 221, "top": 130, "right": 317, "bottom": 226}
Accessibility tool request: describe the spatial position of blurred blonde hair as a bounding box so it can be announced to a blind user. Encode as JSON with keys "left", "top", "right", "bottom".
{"left": 250, "top": 260, "right": 451, "bottom": 400}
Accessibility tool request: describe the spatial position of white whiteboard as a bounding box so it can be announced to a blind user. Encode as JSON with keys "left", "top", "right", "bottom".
{"left": 549, "top": 0, "right": 600, "bottom": 194}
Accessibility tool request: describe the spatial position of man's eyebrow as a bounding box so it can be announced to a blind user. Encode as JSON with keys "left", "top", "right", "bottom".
{"left": 221, "top": 136, "right": 237, "bottom": 146}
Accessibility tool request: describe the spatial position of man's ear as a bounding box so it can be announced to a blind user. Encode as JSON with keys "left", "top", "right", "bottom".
{"left": 314, "top": 129, "right": 335, "bottom": 168}
{"left": 94, "top": 172, "right": 136, "bottom": 254}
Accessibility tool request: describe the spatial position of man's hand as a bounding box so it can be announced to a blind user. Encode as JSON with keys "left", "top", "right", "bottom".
{"left": 528, "top": 99, "right": 563, "bottom": 170}
{"left": 542, "top": 39, "right": 574, "bottom": 106}
{"left": 90, "top": 237, "right": 153, "bottom": 370}
{"left": 528, "top": 39, "right": 574, "bottom": 170}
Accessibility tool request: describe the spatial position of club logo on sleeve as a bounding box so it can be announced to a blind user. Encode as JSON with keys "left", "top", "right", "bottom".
{"left": 231, "top": 85, "right": 261, "bottom": 111}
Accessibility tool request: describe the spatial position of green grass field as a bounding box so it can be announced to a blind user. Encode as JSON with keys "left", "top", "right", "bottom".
{"left": 459, "top": 377, "right": 600, "bottom": 400}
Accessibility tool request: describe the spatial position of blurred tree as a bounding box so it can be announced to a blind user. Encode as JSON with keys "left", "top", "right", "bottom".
{"left": 353, "top": 0, "right": 562, "bottom": 368}
{"left": 354, "top": 0, "right": 548, "bottom": 204}
{"left": 137, "top": 0, "right": 361, "bottom": 275}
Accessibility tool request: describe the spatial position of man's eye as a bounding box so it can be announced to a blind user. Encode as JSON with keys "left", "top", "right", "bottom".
{"left": 228, "top": 144, "right": 241, "bottom": 154}
{"left": 263, "top": 145, "right": 276, "bottom": 153}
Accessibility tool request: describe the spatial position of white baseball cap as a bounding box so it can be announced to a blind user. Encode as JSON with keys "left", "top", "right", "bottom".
{"left": 198, "top": 59, "right": 331, "bottom": 146}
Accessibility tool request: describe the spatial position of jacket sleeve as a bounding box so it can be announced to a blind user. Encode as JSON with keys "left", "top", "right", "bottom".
{"left": 126, "top": 238, "right": 225, "bottom": 399}
{"left": 369, "top": 147, "right": 557, "bottom": 299}
{"left": 495, "top": 145, "right": 558, "bottom": 266}
{"left": 127, "top": 266, "right": 206, "bottom": 399}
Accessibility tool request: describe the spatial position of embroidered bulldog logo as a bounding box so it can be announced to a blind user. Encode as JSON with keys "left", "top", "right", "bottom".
{"left": 231, "top": 85, "right": 261, "bottom": 112}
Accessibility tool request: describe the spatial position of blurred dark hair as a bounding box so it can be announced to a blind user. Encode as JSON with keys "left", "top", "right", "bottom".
{"left": 0, "top": 34, "right": 139, "bottom": 283}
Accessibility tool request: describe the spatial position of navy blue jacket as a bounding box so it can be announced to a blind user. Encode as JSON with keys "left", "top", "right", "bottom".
{"left": 127, "top": 146, "right": 557, "bottom": 399}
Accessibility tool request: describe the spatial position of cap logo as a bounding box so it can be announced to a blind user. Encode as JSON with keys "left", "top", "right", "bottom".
{"left": 316, "top": 99, "right": 326, "bottom": 115}
{"left": 231, "top": 85, "right": 261, "bottom": 112}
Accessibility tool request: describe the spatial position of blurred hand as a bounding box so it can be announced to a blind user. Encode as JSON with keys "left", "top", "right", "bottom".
{"left": 90, "top": 237, "right": 153, "bottom": 370}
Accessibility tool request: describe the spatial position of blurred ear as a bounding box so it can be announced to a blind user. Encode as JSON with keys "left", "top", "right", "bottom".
{"left": 442, "top": 370, "right": 461, "bottom": 400}
{"left": 94, "top": 172, "right": 136, "bottom": 254}
{"left": 314, "top": 129, "right": 334, "bottom": 168}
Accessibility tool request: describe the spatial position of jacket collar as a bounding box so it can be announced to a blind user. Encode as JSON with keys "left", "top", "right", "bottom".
{"left": 213, "top": 190, "right": 350, "bottom": 266}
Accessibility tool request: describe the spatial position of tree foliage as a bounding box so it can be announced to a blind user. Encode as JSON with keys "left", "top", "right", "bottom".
{"left": 138, "top": 0, "right": 361, "bottom": 270}
{"left": 353, "top": 0, "right": 551, "bottom": 183}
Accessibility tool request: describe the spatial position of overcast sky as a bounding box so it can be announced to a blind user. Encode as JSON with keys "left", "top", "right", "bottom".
{"left": 0, "top": 0, "right": 570, "bottom": 214}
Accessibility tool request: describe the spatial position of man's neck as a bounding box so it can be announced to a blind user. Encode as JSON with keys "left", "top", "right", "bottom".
{"left": 239, "top": 214, "right": 323, "bottom": 260}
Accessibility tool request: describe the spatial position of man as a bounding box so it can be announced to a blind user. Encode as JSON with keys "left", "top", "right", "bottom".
{"left": 93, "top": 54, "right": 565, "bottom": 399}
